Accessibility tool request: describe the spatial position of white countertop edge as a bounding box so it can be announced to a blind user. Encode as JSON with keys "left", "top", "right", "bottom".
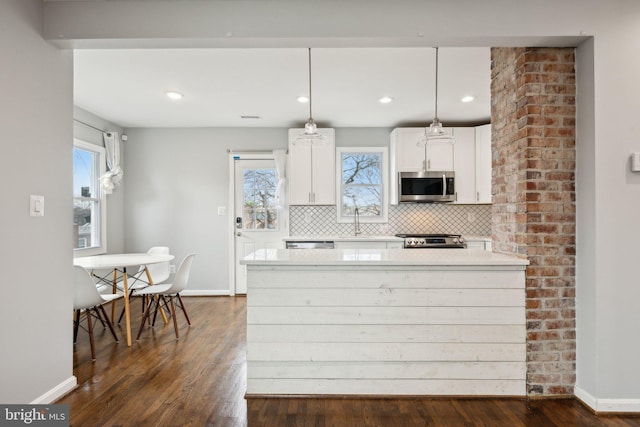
{"left": 241, "top": 248, "right": 529, "bottom": 267}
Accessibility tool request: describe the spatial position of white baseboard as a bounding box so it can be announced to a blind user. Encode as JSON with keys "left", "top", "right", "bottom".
{"left": 31, "top": 376, "right": 77, "bottom": 404}
{"left": 180, "top": 290, "right": 231, "bottom": 296}
{"left": 575, "top": 386, "right": 640, "bottom": 413}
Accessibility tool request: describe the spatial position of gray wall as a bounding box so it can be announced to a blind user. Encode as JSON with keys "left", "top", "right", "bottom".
{"left": 123, "top": 127, "right": 392, "bottom": 293}
{"left": 123, "top": 128, "right": 288, "bottom": 292}
{"left": 73, "top": 106, "right": 126, "bottom": 253}
{"left": 0, "top": 0, "right": 74, "bottom": 403}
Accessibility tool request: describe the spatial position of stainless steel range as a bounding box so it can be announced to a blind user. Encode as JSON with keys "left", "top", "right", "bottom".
{"left": 395, "top": 233, "right": 467, "bottom": 249}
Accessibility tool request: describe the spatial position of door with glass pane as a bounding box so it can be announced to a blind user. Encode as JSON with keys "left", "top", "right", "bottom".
{"left": 233, "top": 158, "right": 287, "bottom": 294}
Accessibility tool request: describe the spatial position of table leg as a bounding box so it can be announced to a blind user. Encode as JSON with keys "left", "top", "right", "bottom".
{"left": 144, "top": 266, "right": 169, "bottom": 324}
{"left": 111, "top": 268, "right": 118, "bottom": 323}
{"left": 123, "top": 266, "right": 132, "bottom": 346}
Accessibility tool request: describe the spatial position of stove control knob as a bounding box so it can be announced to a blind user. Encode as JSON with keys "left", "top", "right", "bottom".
{"left": 453, "top": 238, "right": 459, "bottom": 244}
{"left": 419, "top": 239, "right": 426, "bottom": 245}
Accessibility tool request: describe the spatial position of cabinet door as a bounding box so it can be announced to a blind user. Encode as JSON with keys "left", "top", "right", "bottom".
{"left": 452, "top": 127, "right": 476, "bottom": 204}
{"left": 475, "top": 124, "right": 492, "bottom": 204}
{"left": 288, "top": 135, "right": 313, "bottom": 205}
{"left": 391, "top": 128, "right": 426, "bottom": 172}
{"left": 426, "top": 129, "right": 454, "bottom": 171}
{"left": 311, "top": 130, "right": 336, "bottom": 205}
{"left": 288, "top": 128, "right": 335, "bottom": 205}
{"left": 334, "top": 241, "right": 387, "bottom": 249}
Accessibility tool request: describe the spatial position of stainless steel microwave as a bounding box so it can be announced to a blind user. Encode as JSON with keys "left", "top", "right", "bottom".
{"left": 398, "top": 171, "right": 456, "bottom": 203}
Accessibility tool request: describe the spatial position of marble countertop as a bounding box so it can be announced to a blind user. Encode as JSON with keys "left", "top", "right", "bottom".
{"left": 241, "top": 248, "right": 529, "bottom": 267}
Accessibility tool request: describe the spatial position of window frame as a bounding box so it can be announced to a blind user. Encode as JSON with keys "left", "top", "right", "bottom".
{"left": 73, "top": 138, "right": 107, "bottom": 256}
{"left": 336, "top": 146, "right": 388, "bottom": 224}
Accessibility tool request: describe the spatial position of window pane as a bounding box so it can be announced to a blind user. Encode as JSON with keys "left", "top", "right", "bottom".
{"left": 343, "top": 185, "right": 382, "bottom": 217}
{"left": 342, "top": 153, "right": 381, "bottom": 185}
{"left": 73, "top": 147, "right": 97, "bottom": 198}
{"left": 73, "top": 198, "right": 100, "bottom": 249}
{"left": 243, "top": 169, "right": 278, "bottom": 230}
{"left": 341, "top": 152, "right": 382, "bottom": 218}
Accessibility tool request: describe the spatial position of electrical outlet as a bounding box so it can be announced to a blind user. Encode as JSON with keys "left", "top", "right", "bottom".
{"left": 170, "top": 264, "right": 176, "bottom": 274}
{"left": 304, "top": 212, "right": 312, "bottom": 224}
{"left": 467, "top": 212, "right": 476, "bottom": 223}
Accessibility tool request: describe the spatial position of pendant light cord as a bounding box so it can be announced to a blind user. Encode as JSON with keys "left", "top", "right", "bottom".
{"left": 308, "top": 48, "right": 313, "bottom": 121}
{"left": 434, "top": 46, "right": 439, "bottom": 121}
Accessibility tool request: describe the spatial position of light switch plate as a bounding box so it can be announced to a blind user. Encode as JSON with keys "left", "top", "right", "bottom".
{"left": 217, "top": 206, "right": 227, "bottom": 215}
{"left": 30, "top": 195, "right": 44, "bottom": 217}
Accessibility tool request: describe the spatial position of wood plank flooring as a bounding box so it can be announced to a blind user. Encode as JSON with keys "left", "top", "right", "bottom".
{"left": 59, "top": 296, "right": 640, "bottom": 427}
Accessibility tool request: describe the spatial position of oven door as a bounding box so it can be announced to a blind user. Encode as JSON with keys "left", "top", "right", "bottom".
{"left": 399, "top": 171, "right": 455, "bottom": 203}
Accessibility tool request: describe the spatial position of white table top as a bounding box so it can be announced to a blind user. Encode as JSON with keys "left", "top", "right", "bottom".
{"left": 241, "top": 248, "right": 528, "bottom": 267}
{"left": 74, "top": 253, "right": 174, "bottom": 269}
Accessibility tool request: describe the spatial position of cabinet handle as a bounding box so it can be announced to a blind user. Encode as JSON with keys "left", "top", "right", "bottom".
{"left": 477, "top": 191, "right": 480, "bottom": 202}
{"left": 428, "top": 159, "right": 431, "bottom": 170}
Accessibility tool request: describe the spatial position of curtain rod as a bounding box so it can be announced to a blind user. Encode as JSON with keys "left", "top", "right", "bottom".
{"left": 74, "top": 119, "right": 107, "bottom": 134}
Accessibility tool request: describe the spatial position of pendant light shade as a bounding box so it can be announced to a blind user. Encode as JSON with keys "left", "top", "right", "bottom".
{"left": 295, "top": 48, "right": 327, "bottom": 146}
{"left": 418, "top": 47, "right": 455, "bottom": 146}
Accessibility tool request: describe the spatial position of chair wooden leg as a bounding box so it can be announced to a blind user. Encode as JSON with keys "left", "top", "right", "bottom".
{"left": 176, "top": 294, "right": 191, "bottom": 325}
{"left": 169, "top": 296, "right": 179, "bottom": 339}
{"left": 73, "top": 309, "right": 81, "bottom": 344}
{"left": 98, "top": 304, "right": 119, "bottom": 342}
{"left": 86, "top": 308, "right": 96, "bottom": 361}
{"left": 93, "top": 307, "right": 106, "bottom": 327}
{"left": 136, "top": 297, "right": 156, "bottom": 340}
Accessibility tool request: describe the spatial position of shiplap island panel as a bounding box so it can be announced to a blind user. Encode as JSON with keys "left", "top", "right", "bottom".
{"left": 241, "top": 248, "right": 528, "bottom": 397}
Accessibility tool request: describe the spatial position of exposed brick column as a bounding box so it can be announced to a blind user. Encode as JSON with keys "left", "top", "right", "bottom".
{"left": 491, "top": 47, "right": 576, "bottom": 396}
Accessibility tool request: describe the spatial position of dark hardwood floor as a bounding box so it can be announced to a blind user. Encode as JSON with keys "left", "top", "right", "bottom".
{"left": 59, "top": 296, "right": 640, "bottom": 427}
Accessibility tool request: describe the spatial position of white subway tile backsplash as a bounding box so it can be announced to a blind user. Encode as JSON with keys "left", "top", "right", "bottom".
{"left": 290, "top": 204, "right": 491, "bottom": 236}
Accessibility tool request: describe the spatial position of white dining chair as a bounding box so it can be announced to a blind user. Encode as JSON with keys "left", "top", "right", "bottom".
{"left": 116, "top": 246, "right": 171, "bottom": 324}
{"left": 136, "top": 253, "right": 196, "bottom": 340}
{"left": 73, "top": 265, "right": 120, "bottom": 361}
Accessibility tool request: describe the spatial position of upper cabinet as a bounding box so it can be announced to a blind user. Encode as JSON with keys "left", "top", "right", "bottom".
{"left": 452, "top": 127, "right": 476, "bottom": 204}
{"left": 390, "top": 125, "right": 492, "bottom": 205}
{"left": 474, "top": 124, "right": 492, "bottom": 204}
{"left": 288, "top": 128, "right": 336, "bottom": 205}
{"left": 390, "top": 128, "right": 454, "bottom": 172}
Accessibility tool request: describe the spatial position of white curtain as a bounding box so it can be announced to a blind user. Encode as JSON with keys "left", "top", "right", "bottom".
{"left": 273, "top": 149, "right": 287, "bottom": 208}
{"left": 100, "top": 132, "right": 124, "bottom": 194}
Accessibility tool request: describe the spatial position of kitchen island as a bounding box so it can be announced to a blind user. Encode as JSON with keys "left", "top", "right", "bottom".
{"left": 241, "top": 248, "right": 529, "bottom": 397}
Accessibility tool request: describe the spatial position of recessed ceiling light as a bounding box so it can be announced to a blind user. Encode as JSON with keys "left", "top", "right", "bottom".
{"left": 240, "top": 115, "right": 261, "bottom": 119}
{"left": 378, "top": 96, "right": 393, "bottom": 104}
{"left": 461, "top": 95, "right": 475, "bottom": 103}
{"left": 165, "top": 91, "right": 184, "bottom": 100}
{"left": 297, "top": 96, "right": 309, "bottom": 103}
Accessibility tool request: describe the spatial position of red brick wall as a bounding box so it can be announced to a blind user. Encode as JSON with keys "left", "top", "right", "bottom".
{"left": 491, "top": 47, "right": 576, "bottom": 396}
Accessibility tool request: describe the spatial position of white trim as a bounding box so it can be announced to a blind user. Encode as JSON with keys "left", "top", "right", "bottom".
{"left": 73, "top": 138, "right": 107, "bottom": 257}
{"left": 575, "top": 386, "right": 640, "bottom": 413}
{"left": 229, "top": 152, "right": 279, "bottom": 296}
{"left": 180, "top": 290, "right": 232, "bottom": 297}
{"left": 31, "top": 376, "right": 77, "bottom": 404}
{"left": 228, "top": 154, "right": 236, "bottom": 296}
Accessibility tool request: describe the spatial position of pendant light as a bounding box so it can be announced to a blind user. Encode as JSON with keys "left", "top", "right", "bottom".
{"left": 417, "top": 47, "right": 455, "bottom": 146}
{"left": 294, "top": 48, "right": 327, "bottom": 145}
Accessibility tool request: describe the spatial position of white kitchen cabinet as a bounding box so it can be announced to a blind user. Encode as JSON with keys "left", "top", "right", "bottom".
{"left": 475, "top": 124, "right": 492, "bottom": 204}
{"left": 288, "top": 128, "right": 335, "bottom": 205}
{"left": 452, "top": 127, "right": 476, "bottom": 204}
{"left": 389, "top": 127, "right": 454, "bottom": 204}
{"left": 390, "top": 127, "right": 454, "bottom": 172}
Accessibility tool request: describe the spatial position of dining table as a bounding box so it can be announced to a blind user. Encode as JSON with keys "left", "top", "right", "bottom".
{"left": 74, "top": 253, "right": 175, "bottom": 346}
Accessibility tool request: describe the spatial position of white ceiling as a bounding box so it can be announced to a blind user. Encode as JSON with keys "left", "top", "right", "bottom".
{"left": 73, "top": 47, "right": 491, "bottom": 129}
